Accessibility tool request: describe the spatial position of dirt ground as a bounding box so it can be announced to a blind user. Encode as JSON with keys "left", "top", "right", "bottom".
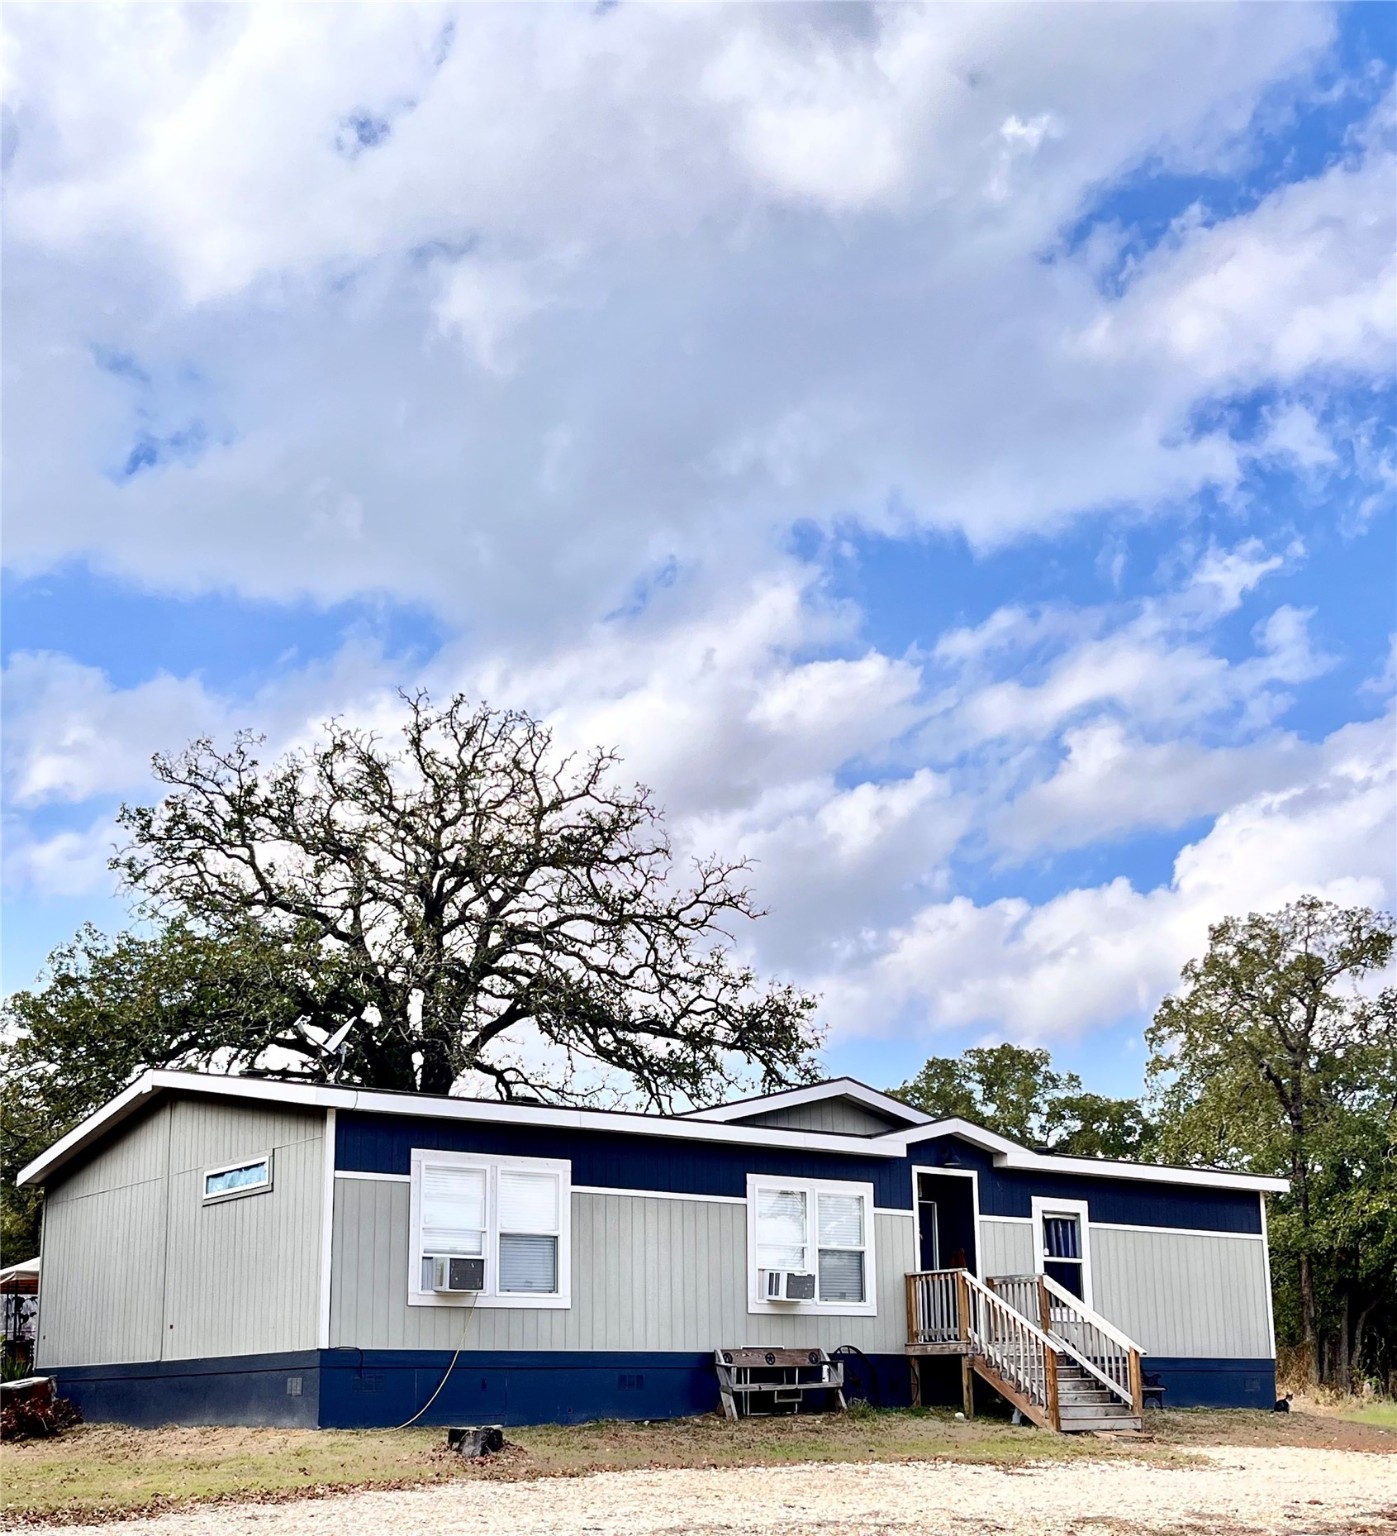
{"left": 10, "top": 1446, "right": 1397, "bottom": 1536}
{"left": 3, "top": 1407, "right": 1393, "bottom": 1531}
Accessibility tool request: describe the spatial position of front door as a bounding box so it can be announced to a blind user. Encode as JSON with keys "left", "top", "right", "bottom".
{"left": 916, "top": 1171, "right": 976, "bottom": 1273}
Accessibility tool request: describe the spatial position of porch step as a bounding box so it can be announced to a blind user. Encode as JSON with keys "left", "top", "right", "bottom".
{"left": 1055, "top": 1362, "right": 1137, "bottom": 1428}
{"left": 1058, "top": 1399, "right": 1138, "bottom": 1421}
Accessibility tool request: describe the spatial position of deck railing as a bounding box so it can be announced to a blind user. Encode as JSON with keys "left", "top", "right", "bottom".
{"left": 905, "top": 1268, "right": 965, "bottom": 1347}
{"left": 988, "top": 1273, "right": 1143, "bottom": 1414}
{"left": 906, "top": 1268, "right": 1060, "bottom": 1427}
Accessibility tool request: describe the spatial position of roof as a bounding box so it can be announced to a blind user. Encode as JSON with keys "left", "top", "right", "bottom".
{"left": 17, "top": 1069, "right": 1290, "bottom": 1195}
{"left": 681, "top": 1076, "right": 932, "bottom": 1127}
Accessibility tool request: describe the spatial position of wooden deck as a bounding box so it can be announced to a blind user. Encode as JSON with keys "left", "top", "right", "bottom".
{"left": 904, "top": 1268, "right": 1144, "bottom": 1434}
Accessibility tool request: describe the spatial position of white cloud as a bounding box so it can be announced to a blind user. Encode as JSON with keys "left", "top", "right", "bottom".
{"left": 818, "top": 711, "right": 1396, "bottom": 1044}
{"left": 1078, "top": 105, "right": 1396, "bottom": 389}
{"left": 930, "top": 547, "right": 1326, "bottom": 759}
{"left": 0, "top": 640, "right": 402, "bottom": 815}
{"left": 993, "top": 721, "right": 1310, "bottom": 856}
{"left": 2, "top": 813, "right": 121, "bottom": 901}
{"left": 1, "top": 652, "right": 223, "bottom": 808}
{"left": 3, "top": 2, "right": 1381, "bottom": 638}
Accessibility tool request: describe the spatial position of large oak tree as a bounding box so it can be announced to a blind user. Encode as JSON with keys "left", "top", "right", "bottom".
{"left": 110, "top": 692, "right": 819, "bottom": 1106}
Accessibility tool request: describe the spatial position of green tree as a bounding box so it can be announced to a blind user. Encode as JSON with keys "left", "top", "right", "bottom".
{"left": 1, "top": 918, "right": 356, "bottom": 1256}
{"left": 891, "top": 1043, "right": 1153, "bottom": 1159}
{"left": 1146, "top": 897, "right": 1396, "bottom": 1389}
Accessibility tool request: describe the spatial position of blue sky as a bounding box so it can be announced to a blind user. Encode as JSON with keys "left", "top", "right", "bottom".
{"left": 3, "top": 2, "right": 1394, "bottom": 1103}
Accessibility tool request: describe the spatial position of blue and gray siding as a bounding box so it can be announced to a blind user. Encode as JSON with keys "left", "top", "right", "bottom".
{"left": 328, "top": 1109, "right": 1274, "bottom": 1417}
{"left": 40, "top": 1092, "right": 1276, "bottom": 1426}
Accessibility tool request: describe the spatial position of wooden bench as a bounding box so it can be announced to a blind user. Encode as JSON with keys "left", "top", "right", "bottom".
{"left": 713, "top": 1348, "right": 846, "bottom": 1420}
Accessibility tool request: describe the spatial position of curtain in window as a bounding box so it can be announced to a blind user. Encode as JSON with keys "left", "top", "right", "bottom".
{"left": 756, "top": 1187, "right": 808, "bottom": 1270}
{"left": 1043, "top": 1216, "right": 1080, "bottom": 1260}
{"left": 421, "top": 1165, "right": 486, "bottom": 1255}
{"left": 498, "top": 1169, "right": 559, "bottom": 1293}
{"left": 817, "top": 1193, "right": 865, "bottom": 1302}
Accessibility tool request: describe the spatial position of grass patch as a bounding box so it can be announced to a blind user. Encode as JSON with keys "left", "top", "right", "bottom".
{"left": 1335, "top": 1400, "right": 1397, "bottom": 1431}
{"left": 0, "top": 1409, "right": 1181, "bottom": 1525}
{"left": 0, "top": 1423, "right": 449, "bottom": 1526}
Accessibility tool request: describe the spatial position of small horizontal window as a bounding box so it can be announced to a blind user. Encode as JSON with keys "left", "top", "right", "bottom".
{"left": 203, "top": 1154, "right": 272, "bottom": 1202}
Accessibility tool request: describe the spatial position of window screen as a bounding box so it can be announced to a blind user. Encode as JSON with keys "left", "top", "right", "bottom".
{"left": 817, "top": 1192, "right": 866, "bottom": 1303}
{"left": 756, "top": 1187, "right": 808, "bottom": 1270}
{"left": 498, "top": 1168, "right": 560, "bottom": 1294}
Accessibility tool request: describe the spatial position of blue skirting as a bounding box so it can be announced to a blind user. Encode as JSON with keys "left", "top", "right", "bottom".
{"left": 51, "top": 1351, "right": 322, "bottom": 1429}
{"left": 45, "top": 1348, "right": 1274, "bottom": 1426}
{"left": 1144, "top": 1357, "right": 1275, "bottom": 1409}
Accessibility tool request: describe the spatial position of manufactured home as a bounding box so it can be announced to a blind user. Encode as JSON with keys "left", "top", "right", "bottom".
{"left": 18, "top": 1071, "right": 1286, "bottom": 1430}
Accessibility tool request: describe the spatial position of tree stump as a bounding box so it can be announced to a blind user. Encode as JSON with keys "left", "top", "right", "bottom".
{"left": 446, "top": 1425, "right": 505, "bottom": 1458}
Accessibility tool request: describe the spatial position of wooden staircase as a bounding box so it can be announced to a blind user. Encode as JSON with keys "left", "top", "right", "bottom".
{"left": 905, "top": 1268, "right": 1143, "bottom": 1433}
{"left": 1054, "top": 1359, "right": 1142, "bottom": 1432}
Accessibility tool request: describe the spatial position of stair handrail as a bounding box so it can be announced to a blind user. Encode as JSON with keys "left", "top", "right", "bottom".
{"left": 1038, "top": 1273, "right": 1143, "bottom": 1414}
{"left": 1039, "top": 1275, "right": 1145, "bottom": 1356}
{"left": 960, "top": 1269, "right": 1060, "bottom": 1429}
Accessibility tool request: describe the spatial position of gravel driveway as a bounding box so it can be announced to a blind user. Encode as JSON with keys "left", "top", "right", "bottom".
{"left": 32, "top": 1446, "right": 1397, "bottom": 1536}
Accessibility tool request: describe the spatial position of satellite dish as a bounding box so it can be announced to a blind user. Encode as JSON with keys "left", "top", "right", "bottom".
{"left": 323, "top": 1017, "right": 357, "bottom": 1056}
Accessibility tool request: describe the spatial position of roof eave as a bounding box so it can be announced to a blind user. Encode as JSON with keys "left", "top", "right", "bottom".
{"left": 684, "top": 1076, "right": 934, "bottom": 1127}
{"left": 18, "top": 1070, "right": 918, "bottom": 1187}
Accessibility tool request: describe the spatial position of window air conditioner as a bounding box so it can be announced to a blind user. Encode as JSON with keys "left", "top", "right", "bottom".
{"left": 429, "top": 1255, "right": 485, "bottom": 1293}
{"left": 760, "top": 1268, "right": 816, "bottom": 1302}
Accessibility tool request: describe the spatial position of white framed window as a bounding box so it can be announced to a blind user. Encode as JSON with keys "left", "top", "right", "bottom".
{"left": 203, "top": 1152, "right": 272, "bottom": 1203}
{"left": 1031, "top": 1195, "right": 1093, "bottom": 1308}
{"left": 746, "top": 1175, "right": 876, "bottom": 1316}
{"left": 408, "top": 1149, "right": 570, "bottom": 1309}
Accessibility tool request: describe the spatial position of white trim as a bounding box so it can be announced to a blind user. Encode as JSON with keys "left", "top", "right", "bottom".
{"left": 336, "top": 1175, "right": 914, "bottom": 1214}
{"left": 338, "top": 1174, "right": 746, "bottom": 1204}
{"left": 408, "top": 1148, "right": 572, "bottom": 1311}
{"left": 201, "top": 1151, "right": 273, "bottom": 1204}
{"left": 1091, "top": 1219, "right": 1267, "bottom": 1241}
{"left": 1032, "top": 1196, "right": 1093, "bottom": 1310}
{"left": 889, "top": 1120, "right": 1289, "bottom": 1192}
{"left": 316, "top": 1109, "right": 336, "bottom": 1350}
{"left": 979, "top": 1213, "right": 1033, "bottom": 1225}
{"left": 17, "top": 1068, "right": 1290, "bottom": 1198}
{"left": 19, "top": 1075, "right": 164, "bottom": 1188}
{"left": 687, "top": 1077, "right": 931, "bottom": 1127}
{"left": 18, "top": 1071, "right": 916, "bottom": 1186}
{"left": 993, "top": 1145, "right": 1288, "bottom": 1193}
{"left": 1259, "top": 1192, "right": 1278, "bottom": 1361}
{"left": 911, "top": 1164, "right": 983, "bottom": 1279}
{"left": 571, "top": 1185, "right": 746, "bottom": 1206}
{"left": 746, "top": 1174, "right": 877, "bottom": 1317}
